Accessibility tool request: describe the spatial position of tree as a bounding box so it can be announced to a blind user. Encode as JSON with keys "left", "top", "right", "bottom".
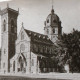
{"left": 62, "top": 29, "right": 80, "bottom": 72}
{"left": 52, "top": 39, "right": 67, "bottom": 72}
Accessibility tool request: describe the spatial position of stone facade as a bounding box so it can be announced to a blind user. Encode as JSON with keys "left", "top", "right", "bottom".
{"left": 0, "top": 7, "right": 18, "bottom": 73}
{"left": 0, "top": 7, "right": 62, "bottom": 74}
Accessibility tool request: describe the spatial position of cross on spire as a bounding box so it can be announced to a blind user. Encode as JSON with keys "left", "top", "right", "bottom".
{"left": 51, "top": 0, "right": 54, "bottom": 13}
{"left": 7, "top": 3, "right": 9, "bottom": 8}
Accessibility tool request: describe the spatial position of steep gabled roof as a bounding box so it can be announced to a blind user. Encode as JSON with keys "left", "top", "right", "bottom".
{"left": 24, "top": 29, "right": 53, "bottom": 45}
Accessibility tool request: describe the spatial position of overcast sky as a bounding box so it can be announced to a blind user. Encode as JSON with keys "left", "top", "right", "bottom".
{"left": 0, "top": 0, "right": 80, "bottom": 47}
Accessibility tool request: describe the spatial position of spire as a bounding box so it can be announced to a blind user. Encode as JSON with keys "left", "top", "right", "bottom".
{"left": 52, "top": 0, "right": 53, "bottom": 9}
{"left": 7, "top": 3, "right": 9, "bottom": 8}
{"left": 51, "top": 0, "right": 54, "bottom": 13}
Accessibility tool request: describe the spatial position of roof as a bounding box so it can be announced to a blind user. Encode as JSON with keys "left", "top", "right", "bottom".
{"left": 0, "top": 7, "right": 19, "bottom": 15}
{"left": 24, "top": 29, "right": 53, "bottom": 45}
{"left": 46, "top": 9, "right": 61, "bottom": 23}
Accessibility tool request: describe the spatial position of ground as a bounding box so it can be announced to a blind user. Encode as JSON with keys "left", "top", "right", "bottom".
{"left": 0, "top": 73, "right": 80, "bottom": 80}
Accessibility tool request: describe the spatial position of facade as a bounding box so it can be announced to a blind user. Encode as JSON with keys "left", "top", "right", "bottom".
{"left": 0, "top": 7, "right": 18, "bottom": 73}
{"left": 0, "top": 6, "right": 62, "bottom": 74}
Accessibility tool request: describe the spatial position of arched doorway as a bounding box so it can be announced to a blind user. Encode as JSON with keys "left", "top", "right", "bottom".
{"left": 19, "top": 56, "right": 23, "bottom": 71}
{"left": 18, "top": 54, "right": 26, "bottom": 73}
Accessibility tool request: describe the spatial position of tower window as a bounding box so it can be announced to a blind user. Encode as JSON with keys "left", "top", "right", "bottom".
{"left": 47, "top": 19, "right": 49, "bottom": 23}
{"left": 13, "top": 61, "right": 15, "bottom": 71}
{"left": 3, "top": 20, "right": 6, "bottom": 32}
{"left": 53, "top": 20, "right": 57, "bottom": 23}
{"left": 11, "top": 19, "right": 14, "bottom": 33}
{"left": 53, "top": 29, "right": 55, "bottom": 33}
{"left": 32, "top": 59, "right": 34, "bottom": 66}
{"left": 21, "top": 32, "right": 24, "bottom": 40}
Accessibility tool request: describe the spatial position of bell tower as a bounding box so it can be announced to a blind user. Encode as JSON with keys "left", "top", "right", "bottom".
{"left": 0, "top": 6, "right": 19, "bottom": 73}
{"left": 44, "top": 7, "right": 62, "bottom": 43}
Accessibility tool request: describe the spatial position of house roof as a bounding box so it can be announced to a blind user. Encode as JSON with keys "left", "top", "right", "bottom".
{"left": 24, "top": 29, "right": 53, "bottom": 45}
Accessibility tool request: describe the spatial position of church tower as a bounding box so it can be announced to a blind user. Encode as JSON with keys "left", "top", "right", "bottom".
{"left": 0, "top": 6, "right": 19, "bottom": 73}
{"left": 44, "top": 7, "right": 62, "bottom": 43}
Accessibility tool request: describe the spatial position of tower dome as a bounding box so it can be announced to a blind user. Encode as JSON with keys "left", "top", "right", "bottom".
{"left": 44, "top": 8, "right": 62, "bottom": 43}
{"left": 45, "top": 8, "right": 61, "bottom": 27}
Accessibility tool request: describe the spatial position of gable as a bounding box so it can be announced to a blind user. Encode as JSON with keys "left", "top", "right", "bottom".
{"left": 16, "top": 27, "right": 30, "bottom": 45}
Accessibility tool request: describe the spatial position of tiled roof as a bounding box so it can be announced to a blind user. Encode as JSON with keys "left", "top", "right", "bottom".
{"left": 24, "top": 29, "right": 53, "bottom": 45}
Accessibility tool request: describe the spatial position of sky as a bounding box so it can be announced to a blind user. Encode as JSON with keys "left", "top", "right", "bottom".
{"left": 0, "top": 0, "right": 80, "bottom": 47}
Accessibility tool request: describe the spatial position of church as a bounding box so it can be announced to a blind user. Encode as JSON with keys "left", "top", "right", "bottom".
{"left": 0, "top": 5, "right": 62, "bottom": 74}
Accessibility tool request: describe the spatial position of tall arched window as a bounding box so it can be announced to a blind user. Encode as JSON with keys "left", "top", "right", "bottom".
{"left": 11, "top": 19, "right": 14, "bottom": 33}
{"left": 21, "top": 32, "right": 24, "bottom": 40}
{"left": 53, "top": 28, "right": 55, "bottom": 33}
{"left": 3, "top": 20, "right": 6, "bottom": 32}
{"left": 13, "top": 61, "right": 15, "bottom": 71}
{"left": 32, "top": 59, "right": 34, "bottom": 66}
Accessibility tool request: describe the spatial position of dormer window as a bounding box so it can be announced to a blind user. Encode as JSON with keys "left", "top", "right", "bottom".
{"left": 47, "top": 19, "right": 49, "bottom": 23}
{"left": 3, "top": 20, "right": 6, "bottom": 32}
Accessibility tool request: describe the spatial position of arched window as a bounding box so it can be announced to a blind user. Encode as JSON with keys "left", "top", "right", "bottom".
{"left": 32, "top": 59, "right": 34, "bottom": 66}
{"left": 53, "top": 28, "right": 55, "bottom": 33}
{"left": 11, "top": 19, "right": 14, "bottom": 33}
{"left": 21, "top": 32, "right": 24, "bottom": 40}
{"left": 13, "top": 61, "right": 15, "bottom": 71}
{"left": 3, "top": 20, "right": 6, "bottom": 31}
{"left": 47, "top": 19, "right": 49, "bottom": 23}
{"left": 53, "top": 20, "right": 57, "bottom": 23}
{"left": 20, "top": 44, "right": 25, "bottom": 52}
